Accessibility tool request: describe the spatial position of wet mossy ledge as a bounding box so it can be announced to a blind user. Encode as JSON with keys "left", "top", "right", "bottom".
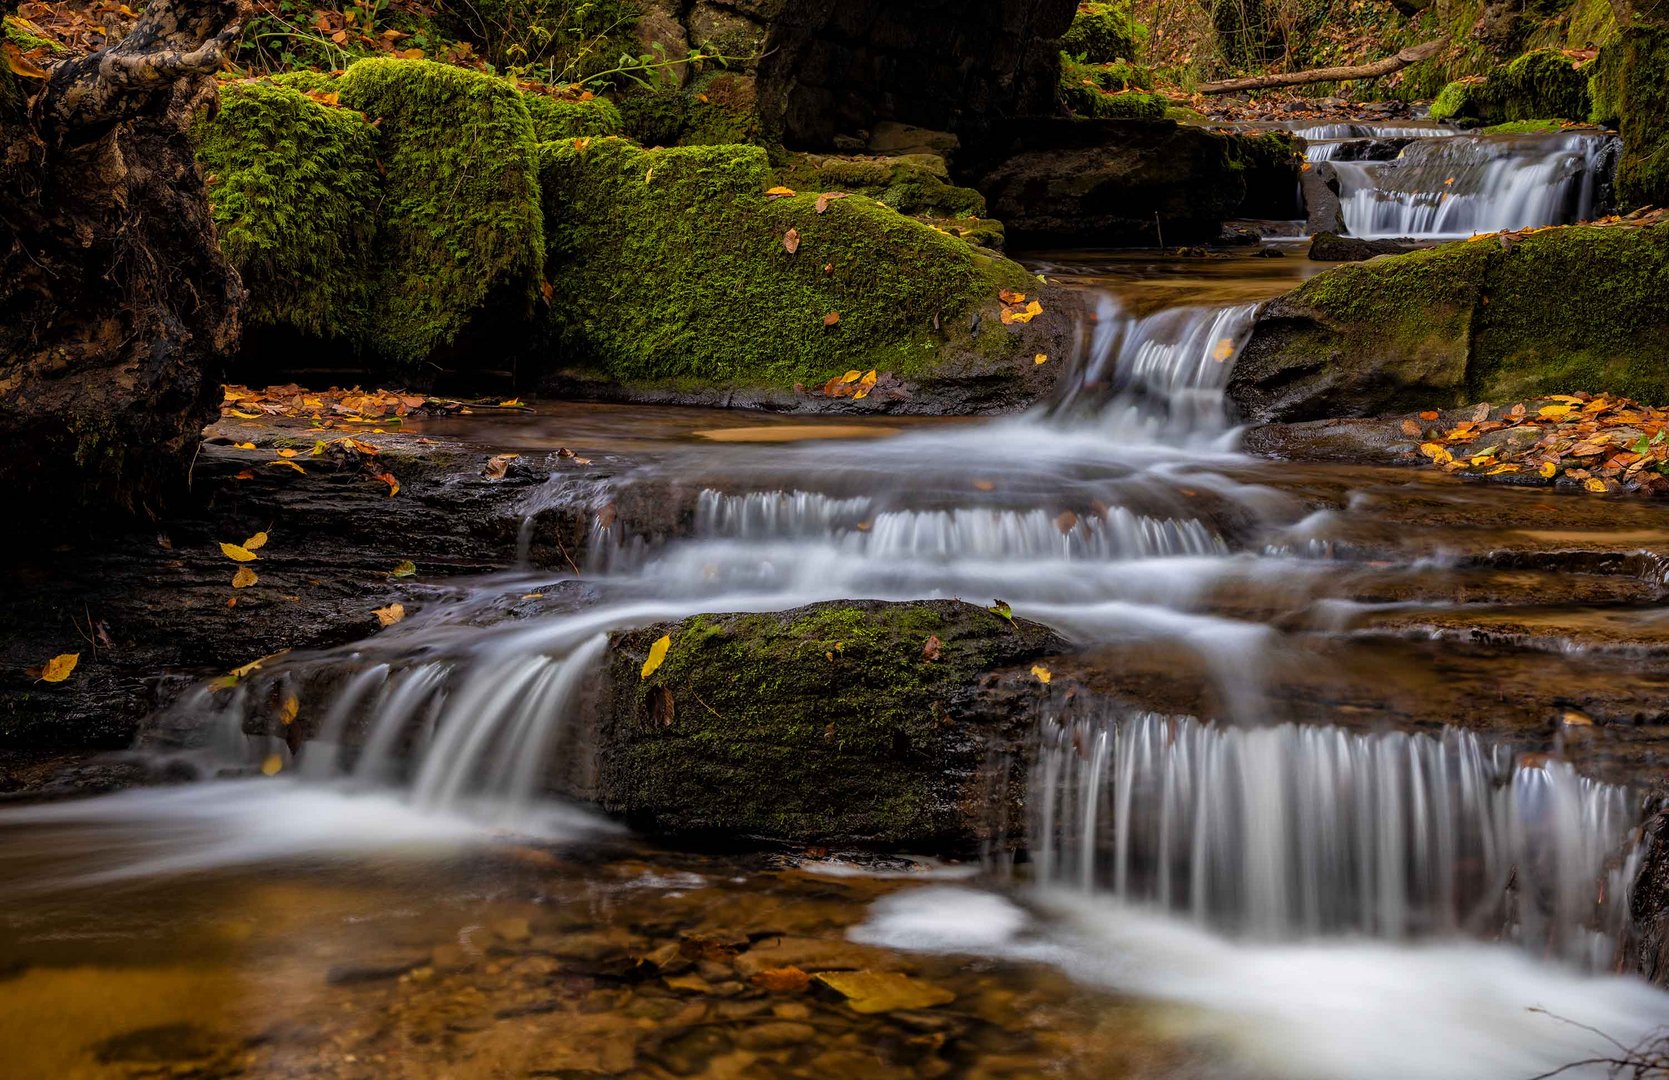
{"left": 1430, "top": 49, "right": 1593, "bottom": 126}
{"left": 1231, "top": 222, "right": 1669, "bottom": 422}
{"left": 586, "top": 600, "right": 1067, "bottom": 850}
{"left": 194, "top": 57, "right": 1066, "bottom": 409}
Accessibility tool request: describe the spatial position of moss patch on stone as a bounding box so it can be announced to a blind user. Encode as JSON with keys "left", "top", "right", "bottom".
{"left": 1603, "top": 27, "right": 1669, "bottom": 211}
{"left": 596, "top": 600, "right": 1064, "bottom": 846}
{"left": 524, "top": 92, "right": 623, "bottom": 140}
{"left": 1061, "top": 0, "right": 1146, "bottom": 62}
{"left": 1431, "top": 49, "right": 1592, "bottom": 124}
{"left": 538, "top": 138, "right": 1036, "bottom": 388}
{"left": 1060, "top": 54, "right": 1166, "bottom": 119}
{"left": 777, "top": 153, "right": 986, "bottom": 218}
{"left": 337, "top": 57, "right": 545, "bottom": 366}
{"left": 194, "top": 81, "right": 379, "bottom": 343}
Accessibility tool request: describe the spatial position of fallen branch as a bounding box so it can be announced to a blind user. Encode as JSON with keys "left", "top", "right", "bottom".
{"left": 1197, "top": 39, "right": 1444, "bottom": 95}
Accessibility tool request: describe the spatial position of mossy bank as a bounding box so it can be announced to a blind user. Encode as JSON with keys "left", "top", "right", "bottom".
{"left": 1231, "top": 221, "right": 1669, "bottom": 421}
{"left": 586, "top": 600, "right": 1067, "bottom": 849}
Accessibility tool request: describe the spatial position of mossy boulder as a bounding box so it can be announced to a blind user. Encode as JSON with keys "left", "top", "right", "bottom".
{"left": 1060, "top": 0, "right": 1146, "bottom": 62}
{"left": 194, "top": 81, "right": 379, "bottom": 345}
{"left": 777, "top": 153, "right": 988, "bottom": 219}
{"left": 538, "top": 138, "right": 1062, "bottom": 405}
{"left": 1430, "top": 49, "right": 1592, "bottom": 124}
{"left": 1232, "top": 223, "right": 1669, "bottom": 420}
{"left": 590, "top": 600, "right": 1067, "bottom": 848}
{"left": 1590, "top": 27, "right": 1669, "bottom": 210}
{"left": 524, "top": 92, "right": 623, "bottom": 140}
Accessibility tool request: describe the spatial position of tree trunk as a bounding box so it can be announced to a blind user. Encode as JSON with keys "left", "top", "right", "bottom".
{"left": 0, "top": 0, "right": 242, "bottom": 524}
{"left": 1197, "top": 39, "right": 1445, "bottom": 95}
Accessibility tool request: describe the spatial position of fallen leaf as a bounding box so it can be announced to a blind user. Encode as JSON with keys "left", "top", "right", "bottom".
{"left": 391, "top": 560, "right": 417, "bottom": 578}
{"left": 234, "top": 441, "right": 256, "bottom": 450}
{"left": 999, "top": 288, "right": 1028, "bottom": 304}
{"left": 783, "top": 227, "right": 800, "bottom": 254}
{"left": 269, "top": 459, "right": 305, "bottom": 473}
{"left": 1031, "top": 664, "right": 1052, "bottom": 684}
{"left": 276, "top": 448, "right": 299, "bottom": 458}
{"left": 243, "top": 531, "right": 269, "bottom": 551}
{"left": 3, "top": 41, "right": 49, "bottom": 79}
{"left": 1561, "top": 708, "right": 1594, "bottom": 726}
{"left": 220, "top": 542, "right": 259, "bottom": 562}
{"left": 990, "top": 599, "right": 1013, "bottom": 621}
{"left": 498, "top": 399, "right": 524, "bottom": 407}
{"left": 1034, "top": 353, "right": 1049, "bottom": 365}
{"left": 922, "top": 635, "right": 942, "bottom": 662}
{"left": 232, "top": 567, "right": 258, "bottom": 589}
{"left": 765, "top": 185, "right": 797, "bottom": 197}
{"left": 260, "top": 754, "right": 284, "bottom": 776}
{"left": 1400, "top": 419, "right": 1422, "bottom": 437}
{"left": 1539, "top": 461, "right": 1558, "bottom": 479}
{"left": 234, "top": 470, "right": 255, "bottom": 480}
{"left": 483, "top": 453, "right": 519, "bottom": 479}
{"left": 641, "top": 634, "right": 671, "bottom": 679}
{"left": 278, "top": 695, "right": 298, "bottom": 725}
{"left": 1419, "top": 410, "right": 1440, "bottom": 421}
{"left": 814, "top": 971, "right": 955, "bottom": 1014}
{"left": 1583, "top": 477, "right": 1608, "bottom": 493}
{"left": 815, "top": 191, "right": 848, "bottom": 214}
{"left": 372, "top": 471, "right": 400, "bottom": 497}
{"left": 972, "top": 479, "right": 995, "bottom": 491}
{"left": 752, "top": 966, "right": 812, "bottom": 992}
{"left": 823, "top": 311, "right": 841, "bottom": 327}
{"left": 374, "top": 603, "right": 406, "bottom": 627}
{"left": 1211, "top": 337, "right": 1235, "bottom": 362}
{"left": 38, "top": 653, "right": 79, "bottom": 683}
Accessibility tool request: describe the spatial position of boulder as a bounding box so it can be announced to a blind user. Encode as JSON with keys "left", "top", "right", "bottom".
{"left": 538, "top": 138, "right": 1067, "bottom": 411}
{"left": 1307, "top": 232, "right": 1419, "bottom": 261}
{"left": 587, "top": 600, "right": 1068, "bottom": 848}
{"left": 1589, "top": 27, "right": 1669, "bottom": 211}
{"left": 1231, "top": 222, "right": 1669, "bottom": 421}
{"left": 1430, "top": 49, "right": 1593, "bottom": 125}
{"left": 968, "top": 119, "right": 1302, "bottom": 246}
{"left": 1300, "top": 161, "right": 1347, "bottom": 236}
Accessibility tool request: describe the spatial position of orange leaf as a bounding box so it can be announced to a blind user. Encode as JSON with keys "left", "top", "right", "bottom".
{"left": 3, "top": 42, "right": 48, "bottom": 79}
{"left": 822, "top": 311, "right": 840, "bottom": 327}
{"left": 751, "top": 966, "right": 811, "bottom": 993}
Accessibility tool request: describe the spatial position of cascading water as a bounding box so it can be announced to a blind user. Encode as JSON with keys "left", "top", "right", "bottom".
{"left": 1029, "top": 707, "right": 1647, "bottom": 971}
{"left": 1293, "top": 122, "right": 1455, "bottom": 162}
{"left": 1331, "top": 130, "right": 1617, "bottom": 239}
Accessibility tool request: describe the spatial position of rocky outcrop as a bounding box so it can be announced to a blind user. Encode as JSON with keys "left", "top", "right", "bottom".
{"left": 1308, "top": 232, "right": 1419, "bottom": 261}
{"left": 586, "top": 600, "right": 1067, "bottom": 849}
{"left": 967, "top": 118, "right": 1303, "bottom": 246}
{"left": 1232, "top": 222, "right": 1669, "bottom": 421}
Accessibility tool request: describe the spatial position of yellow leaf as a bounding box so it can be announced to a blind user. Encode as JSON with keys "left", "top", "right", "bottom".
{"left": 234, "top": 442, "right": 256, "bottom": 450}
{"left": 1583, "top": 477, "right": 1608, "bottom": 493}
{"left": 765, "top": 185, "right": 797, "bottom": 197}
{"left": 39, "top": 653, "right": 79, "bottom": 683}
{"left": 840, "top": 370, "right": 863, "bottom": 384}
{"left": 498, "top": 399, "right": 524, "bottom": 407}
{"left": 1211, "top": 337, "right": 1236, "bottom": 362}
{"left": 1031, "top": 664, "right": 1052, "bottom": 684}
{"left": 1539, "top": 461, "right": 1558, "bottom": 479}
{"left": 391, "top": 560, "right": 417, "bottom": 578}
{"left": 269, "top": 459, "right": 306, "bottom": 473}
{"left": 1034, "top": 353, "right": 1049, "bottom": 365}
{"left": 276, "top": 448, "right": 298, "bottom": 458}
{"left": 814, "top": 971, "right": 955, "bottom": 1014}
{"left": 229, "top": 649, "right": 291, "bottom": 680}
{"left": 260, "top": 754, "right": 284, "bottom": 776}
{"left": 641, "top": 634, "right": 671, "bottom": 679}
{"left": 232, "top": 567, "right": 258, "bottom": 589}
{"left": 1538, "top": 404, "right": 1574, "bottom": 418}
{"left": 220, "top": 542, "right": 259, "bottom": 562}
{"left": 1418, "top": 443, "right": 1454, "bottom": 465}
{"left": 243, "top": 531, "right": 269, "bottom": 551}
{"left": 279, "top": 695, "right": 298, "bottom": 725}
{"left": 374, "top": 603, "right": 406, "bottom": 627}
{"left": 3, "top": 41, "right": 49, "bottom": 79}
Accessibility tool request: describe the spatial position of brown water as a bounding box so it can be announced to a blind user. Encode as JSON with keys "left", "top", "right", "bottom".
{"left": 4, "top": 251, "right": 1668, "bottom": 1080}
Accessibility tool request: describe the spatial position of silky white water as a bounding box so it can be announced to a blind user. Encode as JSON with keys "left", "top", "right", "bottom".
{"left": 1331, "top": 131, "right": 1616, "bottom": 239}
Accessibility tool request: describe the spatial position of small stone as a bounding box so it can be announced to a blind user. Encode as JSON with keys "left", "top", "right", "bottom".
{"left": 491, "top": 916, "right": 531, "bottom": 944}
{"left": 770, "top": 1002, "right": 811, "bottom": 1020}
{"left": 735, "top": 1021, "right": 816, "bottom": 1050}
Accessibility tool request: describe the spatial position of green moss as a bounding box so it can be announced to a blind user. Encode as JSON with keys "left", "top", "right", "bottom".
{"left": 681, "top": 70, "right": 761, "bottom": 146}
{"left": 267, "top": 70, "right": 342, "bottom": 95}
{"left": 523, "top": 92, "right": 623, "bottom": 140}
{"left": 777, "top": 153, "right": 987, "bottom": 218}
{"left": 1059, "top": 53, "right": 1165, "bottom": 119}
{"left": 3, "top": 16, "right": 65, "bottom": 54}
{"left": 1432, "top": 50, "right": 1592, "bottom": 124}
{"left": 1062, "top": 0, "right": 1146, "bottom": 62}
{"left": 1472, "top": 223, "right": 1669, "bottom": 404}
{"left": 337, "top": 58, "right": 544, "bottom": 366}
{"left": 1480, "top": 118, "right": 1570, "bottom": 133}
{"left": 1588, "top": 35, "right": 1626, "bottom": 125}
{"left": 539, "top": 139, "right": 1035, "bottom": 387}
{"left": 1430, "top": 79, "right": 1499, "bottom": 124}
{"left": 1609, "top": 27, "right": 1669, "bottom": 211}
{"left": 617, "top": 86, "right": 686, "bottom": 146}
{"left": 601, "top": 600, "right": 1056, "bottom": 845}
{"left": 193, "top": 82, "right": 379, "bottom": 343}
{"left": 438, "top": 0, "right": 642, "bottom": 86}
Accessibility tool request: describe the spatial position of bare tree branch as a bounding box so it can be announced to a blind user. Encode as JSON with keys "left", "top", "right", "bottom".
{"left": 1197, "top": 39, "right": 1444, "bottom": 95}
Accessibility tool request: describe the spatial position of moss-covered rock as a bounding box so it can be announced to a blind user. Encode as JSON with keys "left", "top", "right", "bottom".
{"left": 1431, "top": 49, "right": 1592, "bottom": 124}
{"left": 523, "top": 91, "right": 623, "bottom": 140}
{"left": 680, "top": 70, "right": 762, "bottom": 146}
{"left": 1232, "top": 222, "right": 1669, "bottom": 420}
{"left": 194, "top": 81, "right": 379, "bottom": 344}
{"left": 591, "top": 600, "right": 1066, "bottom": 848}
{"left": 777, "top": 153, "right": 987, "bottom": 218}
{"left": 1597, "top": 27, "right": 1669, "bottom": 210}
{"left": 539, "top": 138, "right": 1053, "bottom": 396}
{"left": 337, "top": 58, "right": 545, "bottom": 366}
{"left": 1060, "top": 0, "right": 1145, "bottom": 62}
{"left": 1059, "top": 54, "right": 1166, "bottom": 120}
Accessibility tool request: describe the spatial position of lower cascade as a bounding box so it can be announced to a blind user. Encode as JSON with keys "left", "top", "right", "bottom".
{"left": 1031, "top": 708, "right": 1648, "bottom": 970}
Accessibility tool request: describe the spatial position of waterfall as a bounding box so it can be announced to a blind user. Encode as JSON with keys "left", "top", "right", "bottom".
{"left": 1030, "top": 707, "right": 1648, "bottom": 970}
{"left": 1294, "top": 122, "right": 1456, "bottom": 163}
{"left": 1332, "top": 132, "right": 1616, "bottom": 240}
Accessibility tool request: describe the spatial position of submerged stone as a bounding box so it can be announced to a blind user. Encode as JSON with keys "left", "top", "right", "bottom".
{"left": 585, "top": 600, "right": 1067, "bottom": 848}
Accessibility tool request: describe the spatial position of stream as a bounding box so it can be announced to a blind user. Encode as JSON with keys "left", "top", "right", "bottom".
{"left": 2, "top": 126, "right": 1666, "bottom": 1078}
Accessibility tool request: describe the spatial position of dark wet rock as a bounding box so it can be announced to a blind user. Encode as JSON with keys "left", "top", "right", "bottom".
{"left": 1307, "top": 232, "right": 1419, "bottom": 261}
{"left": 581, "top": 600, "right": 1067, "bottom": 850}
{"left": 1634, "top": 811, "right": 1669, "bottom": 985}
{"left": 1299, "top": 160, "right": 1346, "bottom": 236}
{"left": 966, "top": 119, "right": 1303, "bottom": 247}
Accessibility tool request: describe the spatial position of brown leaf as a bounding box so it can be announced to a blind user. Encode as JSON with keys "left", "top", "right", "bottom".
{"left": 483, "top": 453, "right": 519, "bottom": 480}
{"left": 815, "top": 191, "right": 849, "bottom": 214}
{"left": 3, "top": 42, "right": 48, "bottom": 79}
{"left": 374, "top": 602, "right": 406, "bottom": 627}
{"left": 1419, "top": 410, "right": 1440, "bottom": 421}
{"left": 822, "top": 311, "right": 841, "bottom": 327}
{"left": 783, "top": 227, "right": 800, "bottom": 255}
{"left": 752, "top": 966, "right": 811, "bottom": 993}
{"left": 1471, "top": 402, "right": 1492, "bottom": 423}
{"left": 1400, "top": 419, "right": 1422, "bottom": 437}
{"left": 922, "top": 635, "right": 942, "bottom": 662}
{"left": 232, "top": 567, "right": 258, "bottom": 589}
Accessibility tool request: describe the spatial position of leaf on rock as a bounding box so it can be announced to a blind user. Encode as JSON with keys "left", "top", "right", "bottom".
{"left": 783, "top": 227, "right": 800, "bottom": 254}
{"left": 641, "top": 634, "right": 671, "bottom": 679}
{"left": 765, "top": 185, "right": 797, "bottom": 197}
{"left": 374, "top": 603, "right": 406, "bottom": 627}
{"left": 1418, "top": 411, "right": 1440, "bottom": 421}
{"left": 1400, "top": 419, "right": 1422, "bottom": 437}
{"left": 3, "top": 42, "right": 49, "bottom": 79}
{"left": 815, "top": 191, "right": 849, "bottom": 214}
{"left": 483, "top": 453, "right": 519, "bottom": 480}
{"left": 234, "top": 442, "right": 256, "bottom": 450}
{"left": 1031, "top": 664, "right": 1052, "bottom": 684}
{"left": 220, "top": 542, "right": 259, "bottom": 562}
{"left": 260, "top": 754, "right": 284, "bottom": 776}
{"left": 752, "top": 966, "right": 811, "bottom": 992}
{"left": 391, "top": 560, "right": 417, "bottom": 578}
{"left": 990, "top": 599, "right": 1013, "bottom": 621}
{"left": 269, "top": 459, "right": 305, "bottom": 473}
{"left": 1034, "top": 353, "right": 1049, "bottom": 365}
{"left": 232, "top": 567, "right": 258, "bottom": 589}
{"left": 922, "top": 635, "right": 942, "bottom": 662}
{"left": 243, "top": 531, "right": 269, "bottom": 551}
{"left": 814, "top": 971, "right": 955, "bottom": 1014}
{"left": 372, "top": 471, "right": 400, "bottom": 497}
{"left": 279, "top": 695, "right": 298, "bottom": 726}
{"left": 38, "top": 653, "right": 79, "bottom": 683}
